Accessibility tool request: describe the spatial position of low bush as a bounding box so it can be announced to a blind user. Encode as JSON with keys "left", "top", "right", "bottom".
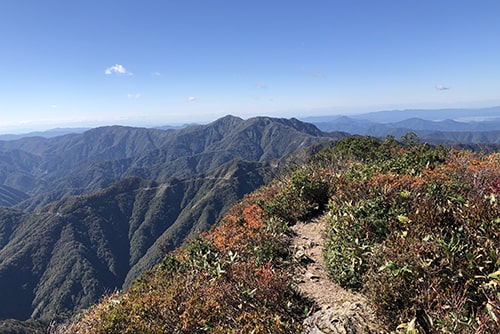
{"left": 259, "top": 165, "right": 332, "bottom": 223}
{"left": 323, "top": 144, "right": 500, "bottom": 332}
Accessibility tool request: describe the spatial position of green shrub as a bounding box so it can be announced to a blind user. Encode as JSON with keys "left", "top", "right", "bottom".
{"left": 323, "top": 148, "right": 500, "bottom": 332}
{"left": 324, "top": 196, "right": 391, "bottom": 290}
{"left": 260, "top": 165, "right": 331, "bottom": 223}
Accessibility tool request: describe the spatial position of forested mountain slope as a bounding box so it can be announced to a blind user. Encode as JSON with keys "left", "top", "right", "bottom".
{"left": 0, "top": 116, "right": 343, "bottom": 329}
{"left": 0, "top": 160, "right": 270, "bottom": 322}
{"left": 0, "top": 116, "right": 340, "bottom": 210}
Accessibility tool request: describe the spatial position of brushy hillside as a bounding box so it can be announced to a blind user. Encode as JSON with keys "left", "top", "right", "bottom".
{"left": 320, "top": 136, "right": 500, "bottom": 332}
{"left": 53, "top": 134, "right": 500, "bottom": 333}
{"left": 52, "top": 191, "right": 315, "bottom": 333}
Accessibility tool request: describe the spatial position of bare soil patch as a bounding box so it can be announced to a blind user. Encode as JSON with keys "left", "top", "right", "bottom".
{"left": 291, "top": 215, "right": 380, "bottom": 333}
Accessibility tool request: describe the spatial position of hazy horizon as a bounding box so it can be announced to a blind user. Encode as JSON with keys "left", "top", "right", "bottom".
{"left": 3, "top": 103, "right": 500, "bottom": 136}
{"left": 1, "top": 1, "right": 499, "bottom": 134}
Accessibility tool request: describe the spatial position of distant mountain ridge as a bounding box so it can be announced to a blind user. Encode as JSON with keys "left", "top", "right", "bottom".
{"left": 0, "top": 128, "right": 89, "bottom": 141}
{"left": 352, "top": 105, "right": 500, "bottom": 122}
{"left": 302, "top": 106, "right": 500, "bottom": 144}
{"left": 0, "top": 115, "right": 339, "bottom": 210}
{"left": 3, "top": 105, "right": 500, "bottom": 142}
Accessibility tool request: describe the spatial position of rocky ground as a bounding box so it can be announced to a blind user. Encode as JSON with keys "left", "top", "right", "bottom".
{"left": 291, "top": 215, "right": 381, "bottom": 334}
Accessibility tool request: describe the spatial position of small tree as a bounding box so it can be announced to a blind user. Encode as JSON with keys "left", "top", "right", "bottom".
{"left": 400, "top": 132, "right": 419, "bottom": 148}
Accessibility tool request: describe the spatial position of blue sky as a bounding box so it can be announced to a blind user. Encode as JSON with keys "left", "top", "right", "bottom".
{"left": 1, "top": 0, "right": 500, "bottom": 133}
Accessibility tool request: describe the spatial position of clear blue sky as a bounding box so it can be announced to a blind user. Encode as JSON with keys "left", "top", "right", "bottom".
{"left": 1, "top": 0, "right": 500, "bottom": 133}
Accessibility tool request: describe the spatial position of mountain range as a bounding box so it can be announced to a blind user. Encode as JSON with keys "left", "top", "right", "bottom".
{"left": 302, "top": 106, "right": 500, "bottom": 144}
{"left": 304, "top": 105, "right": 500, "bottom": 123}
{"left": 1, "top": 107, "right": 500, "bottom": 331}
{"left": 3, "top": 106, "right": 500, "bottom": 145}
{"left": 0, "top": 116, "right": 341, "bottom": 326}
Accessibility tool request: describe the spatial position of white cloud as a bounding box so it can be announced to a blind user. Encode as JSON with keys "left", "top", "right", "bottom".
{"left": 151, "top": 71, "right": 161, "bottom": 77}
{"left": 105, "top": 64, "right": 132, "bottom": 75}
{"left": 50, "top": 104, "right": 57, "bottom": 108}
{"left": 435, "top": 85, "right": 450, "bottom": 91}
{"left": 128, "top": 93, "right": 141, "bottom": 99}
{"left": 187, "top": 96, "right": 197, "bottom": 102}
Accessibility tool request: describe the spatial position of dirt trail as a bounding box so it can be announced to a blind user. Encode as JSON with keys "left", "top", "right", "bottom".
{"left": 291, "top": 215, "right": 380, "bottom": 333}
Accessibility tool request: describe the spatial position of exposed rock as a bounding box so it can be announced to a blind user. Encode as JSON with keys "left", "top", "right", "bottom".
{"left": 306, "top": 272, "right": 321, "bottom": 282}
{"left": 303, "top": 303, "right": 376, "bottom": 334}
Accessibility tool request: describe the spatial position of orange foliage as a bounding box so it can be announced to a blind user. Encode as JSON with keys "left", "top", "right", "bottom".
{"left": 210, "top": 204, "right": 266, "bottom": 253}
{"left": 242, "top": 204, "right": 265, "bottom": 229}
{"left": 367, "top": 172, "right": 427, "bottom": 195}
